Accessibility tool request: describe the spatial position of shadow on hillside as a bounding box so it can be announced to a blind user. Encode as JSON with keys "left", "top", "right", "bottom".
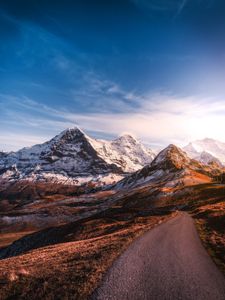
{"left": 0, "top": 205, "right": 172, "bottom": 260}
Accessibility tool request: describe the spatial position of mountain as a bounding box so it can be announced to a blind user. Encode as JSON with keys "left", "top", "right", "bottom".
{"left": 116, "top": 144, "right": 222, "bottom": 190}
{"left": 194, "top": 151, "right": 222, "bottom": 167}
{"left": 183, "top": 138, "right": 225, "bottom": 165}
{"left": 0, "top": 152, "right": 7, "bottom": 159}
{"left": 0, "top": 127, "right": 155, "bottom": 185}
{"left": 90, "top": 133, "right": 155, "bottom": 172}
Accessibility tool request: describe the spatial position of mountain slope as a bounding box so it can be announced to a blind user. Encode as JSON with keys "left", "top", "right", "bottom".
{"left": 184, "top": 138, "right": 225, "bottom": 165}
{"left": 0, "top": 127, "right": 155, "bottom": 185}
{"left": 116, "top": 144, "right": 222, "bottom": 190}
{"left": 89, "top": 134, "right": 155, "bottom": 173}
{"left": 194, "top": 151, "right": 222, "bottom": 166}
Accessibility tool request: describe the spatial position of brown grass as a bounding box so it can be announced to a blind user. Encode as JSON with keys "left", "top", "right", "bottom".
{"left": 0, "top": 207, "right": 175, "bottom": 300}
{"left": 0, "top": 179, "right": 224, "bottom": 299}
{"left": 0, "top": 231, "right": 35, "bottom": 249}
{"left": 193, "top": 200, "right": 225, "bottom": 275}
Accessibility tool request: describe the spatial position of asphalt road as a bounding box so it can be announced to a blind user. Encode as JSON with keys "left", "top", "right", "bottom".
{"left": 91, "top": 212, "right": 225, "bottom": 300}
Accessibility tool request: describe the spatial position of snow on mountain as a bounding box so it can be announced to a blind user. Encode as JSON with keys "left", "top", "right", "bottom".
{"left": 116, "top": 144, "right": 221, "bottom": 190}
{"left": 0, "top": 127, "right": 155, "bottom": 185}
{"left": 0, "top": 152, "right": 7, "bottom": 158}
{"left": 183, "top": 138, "right": 225, "bottom": 165}
{"left": 89, "top": 134, "right": 155, "bottom": 173}
{"left": 194, "top": 151, "right": 222, "bottom": 166}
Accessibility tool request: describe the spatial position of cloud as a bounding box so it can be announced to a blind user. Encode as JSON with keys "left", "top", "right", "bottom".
{"left": 69, "top": 73, "right": 141, "bottom": 114}
{"left": 174, "top": 0, "right": 188, "bottom": 18}
{"left": 131, "top": 0, "right": 188, "bottom": 14}
{"left": 0, "top": 133, "right": 46, "bottom": 152}
{"left": 1, "top": 91, "right": 225, "bottom": 151}
{"left": 177, "top": 0, "right": 187, "bottom": 13}
{"left": 63, "top": 95, "right": 225, "bottom": 147}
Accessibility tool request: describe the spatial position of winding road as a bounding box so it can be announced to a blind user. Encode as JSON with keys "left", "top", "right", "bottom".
{"left": 91, "top": 212, "right": 225, "bottom": 300}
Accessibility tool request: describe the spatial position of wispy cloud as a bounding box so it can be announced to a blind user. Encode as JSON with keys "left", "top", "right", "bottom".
{"left": 174, "top": 0, "right": 188, "bottom": 17}
{"left": 1, "top": 91, "right": 225, "bottom": 151}
{"left": 131, "top": 0, "right": 188, "bottom": 17}
{"left": 0, "top": 133, "right": 46, "bottom": 152}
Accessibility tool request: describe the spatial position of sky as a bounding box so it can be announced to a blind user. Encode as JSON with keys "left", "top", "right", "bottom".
{"left": 1, "top": 0, "right": 225, "bottom": 151}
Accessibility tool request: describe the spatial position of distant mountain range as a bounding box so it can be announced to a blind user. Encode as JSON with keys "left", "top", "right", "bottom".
{"left": 1, "top": 128, "right": 225, "bottom": 188}
{"left": 0, "top": 127, "right": 155, "bottom": 186}
{"left": 183, "top": 138, "right": 225, "bottom": 165}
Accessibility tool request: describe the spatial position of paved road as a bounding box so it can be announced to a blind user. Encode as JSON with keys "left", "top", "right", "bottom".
{"left": 91, "top": 212, "right": 225, "bottom": 300}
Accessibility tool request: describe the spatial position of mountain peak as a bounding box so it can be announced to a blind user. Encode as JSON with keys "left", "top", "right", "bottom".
{"left": 184, "top": 138, "right": 225, "bottom": 165}
{"left": 53, "top": 126, "right": 87, "bottom": 143}
{"left": 61, "top": 126, "right": 85, "bottom": 136}
{"left": 152, "top": 144, "right": 190, "bottom": 170}
{"left": 201, "top": 137, "right": 216, "bottom": 143}
{"left": 195, "top": 151, "right": 222, "bottom": 166}
{"left": 115, "top": 134, "right": 138, "bottom": 143}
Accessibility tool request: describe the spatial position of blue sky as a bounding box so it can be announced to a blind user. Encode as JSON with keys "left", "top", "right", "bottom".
{"left": 1, "top": 0, "right": 225, "bottom": 151}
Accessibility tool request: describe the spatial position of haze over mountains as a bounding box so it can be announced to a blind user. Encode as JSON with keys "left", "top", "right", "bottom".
{"left": 184, "top": 138, "right": 225, "bottom": 165}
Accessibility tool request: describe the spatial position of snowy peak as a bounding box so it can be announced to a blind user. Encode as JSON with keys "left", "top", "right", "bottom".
{"left": 114, "top": 134, "right": 138, "bottom": 144}
{"left": 50, "top": 127, "right": 86, "bottom": 144}
{"left": 195, "top": 151, "right": 222, "bottom": 166}
{"left": 87, "top": 133, "right": 155, "bottom": 173}
{"left": 60, "top": 126, "right": 86, "bottom": 137}
{"left": 183, "top": 138, "right": 225, "bottom": 165}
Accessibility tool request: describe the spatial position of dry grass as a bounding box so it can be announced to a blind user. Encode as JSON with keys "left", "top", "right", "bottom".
{"left": 0, "top": 180, "right": 104, "bottom": 205}
{"left": 0, "top": 190, "right": 115, "bottom": 233}
{"left": 0, "top": 231, "right": 35, "bottom": 249}
{"left": 193, "top": 201, "right": 225, "bottom": 275}
{"left": 0, "top": 207, "right": 175, "bottom": 300}
{"left": 183, "top": 184, "right": 225, "bottom": 275}
{"left": 120, "top": 182, "right": 225, "bottom": 277}
{"left": 0, "top": 179, "right": 224, "bottom": 299}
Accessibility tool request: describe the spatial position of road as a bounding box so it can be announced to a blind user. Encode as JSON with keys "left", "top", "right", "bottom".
{"left": 91, "top": 212, "right": 225, "bottom": 300}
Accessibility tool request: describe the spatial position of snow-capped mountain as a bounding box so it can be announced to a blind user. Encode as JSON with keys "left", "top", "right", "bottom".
{"left": 183, "top": 138, "right": 225, "bottom": 165}
{"left": 89, "top": 133, "right": 155, "bottom": 172}
{"left": 116, "top": 144, "right": 222, "bottom": 189}
{"left": 194, "top": 151, "right": 222, "bottom": 166}
{"left": 0, "top": 127, "right": 155, "bottom": 185}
